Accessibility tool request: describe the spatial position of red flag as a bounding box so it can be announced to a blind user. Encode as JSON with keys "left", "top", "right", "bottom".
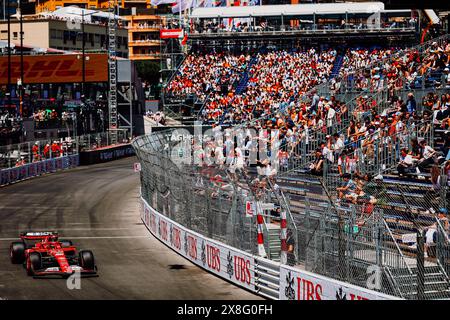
{"left": 181, "top": 33, "right": 188, "bottom": 45}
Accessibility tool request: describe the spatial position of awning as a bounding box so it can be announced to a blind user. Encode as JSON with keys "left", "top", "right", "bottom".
{"left": 0, "top": 41, "right": 15, "bottom": 49}
{"left": 190, "top": 2, "right": 386, "bottom": 19}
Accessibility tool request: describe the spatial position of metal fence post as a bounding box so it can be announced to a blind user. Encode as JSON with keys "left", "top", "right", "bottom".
{"left": 375, "top": 209, "right": 383, "bottom": 269}
{"left": 338, "top": 207, "right": 346, "bottom": 281}
{"left": 305, "top": 196, "right": 311, "bottom": 270}
{"left": 417, "top": 229, "right": 425, "bottom": 300}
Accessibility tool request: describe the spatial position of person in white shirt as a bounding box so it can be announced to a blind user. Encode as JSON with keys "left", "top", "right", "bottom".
{"left": 326, "top": 104, "right": 336, "bottom": 133}
{"left": 397, "top": 148, "right": 415, "bottom": 176}
{"left": 214, "top": 140, "right": 225, "bottom": 166}
{"left": 234, "top": 146, "right": 245, "bottom": 170}
{"left": 322, "top": 139, "right": 334, "bottom": 163}
{"left": 418, "top": 140, "right": 436, "bottom": 172}
{"left": 333, "top": 133, "right": 344, "bottom": 157}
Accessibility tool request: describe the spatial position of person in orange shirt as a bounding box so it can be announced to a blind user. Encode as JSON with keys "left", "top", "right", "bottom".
{"left": 51, "top": 141, "right": 61, "bottom": 157}
{"left": 43, "top": 143, "right": 50, "bottom": 159}
{"left": 32, "top": 142, "right": 40, "bottom": 162}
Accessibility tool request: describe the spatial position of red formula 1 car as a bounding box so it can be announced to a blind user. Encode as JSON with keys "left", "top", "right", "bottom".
{"left": 9, "top": 231, "right": 97, "bottom": 277}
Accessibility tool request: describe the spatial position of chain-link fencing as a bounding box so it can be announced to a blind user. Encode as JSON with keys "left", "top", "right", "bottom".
{"left": 133, "top": 131, "right": 259, "bottom": 255}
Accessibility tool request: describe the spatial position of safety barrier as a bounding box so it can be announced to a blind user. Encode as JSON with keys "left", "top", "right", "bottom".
{"left": 0, "top": 154, "right": 79, "bottom": 186}
{"left": 0, "top": 131, "right": 131, "bottom": 186}
{"left": 140, "top": 195, "right": 399, "bottom": 300}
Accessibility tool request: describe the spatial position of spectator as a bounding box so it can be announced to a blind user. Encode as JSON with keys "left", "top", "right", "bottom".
{"left": 418, "top": 139, "right": 437, "bottom": 172}
{"left": 397, "top": 148, "right": 415, "bottom": 177}
{"left": 337, "top": 173, "right": 357, "bottom": 201}
{"left": 406, "top": 92, "right": 417, "bottom": 114}
{"left": 309, "top": 148, "right": 324, "bottom": 175}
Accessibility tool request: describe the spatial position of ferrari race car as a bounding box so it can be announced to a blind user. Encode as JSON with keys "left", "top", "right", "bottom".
{"left": 9, "top": 231, "right": 97, "bottom": 277}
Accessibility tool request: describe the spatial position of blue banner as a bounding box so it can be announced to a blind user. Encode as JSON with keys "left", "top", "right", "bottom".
{"left": 0, "top": 155, "right": 80, "bottom": 186}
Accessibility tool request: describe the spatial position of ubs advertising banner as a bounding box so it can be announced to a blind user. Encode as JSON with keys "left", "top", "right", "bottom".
{"left": 142, "top": 199, "right": 255, "bottom": 291}
{"left": 279, "top": 265, "right": 400, "bottom": 300}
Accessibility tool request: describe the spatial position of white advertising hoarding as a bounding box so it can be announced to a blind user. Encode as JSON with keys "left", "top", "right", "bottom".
{"left": 279, "top": 265, "right": 400, "bottom": 300}
{"left": 142, "top": 199, "right": 255, "bottom": 291}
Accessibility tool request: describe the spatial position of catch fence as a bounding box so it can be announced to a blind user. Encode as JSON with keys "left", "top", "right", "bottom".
{"left": 133, "top": 129, "right": 450, "bottom": 299}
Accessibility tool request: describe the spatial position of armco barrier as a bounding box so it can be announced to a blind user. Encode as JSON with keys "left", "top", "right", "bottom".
{"left": 79, "top": 144, "right": 135, "bottom": 165}
{"left": 142, "top": 197, "right": 256, "bottom": 292}
{"left": 279, "top": 265, "right": 400, "bottom": 301}
{"left": 0, "top": 155, "right": 79, "bottom": 187}
{"left": 141, "top": 197, "right": 401, "bottom": 300}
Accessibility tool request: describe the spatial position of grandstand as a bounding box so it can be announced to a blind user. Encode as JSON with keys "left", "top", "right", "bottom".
{"left": 143, "top": 1, "right": 450, "bottom": 299}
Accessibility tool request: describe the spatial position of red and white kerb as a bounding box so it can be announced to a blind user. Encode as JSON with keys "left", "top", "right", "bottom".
{"left": 280, "top": 210, "right": 287, "bottom": 264}
{"left": 256, "top": 204, "right": 267, "bottom": 258}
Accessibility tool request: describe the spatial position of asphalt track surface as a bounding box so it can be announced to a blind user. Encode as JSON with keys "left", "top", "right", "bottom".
{"left": 0, "top": 157, "right": 260, "bottom": 300}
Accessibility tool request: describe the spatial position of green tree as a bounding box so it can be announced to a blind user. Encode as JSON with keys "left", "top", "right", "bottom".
{"left": 135, "top": 61, "right": 161, "bottom": 85}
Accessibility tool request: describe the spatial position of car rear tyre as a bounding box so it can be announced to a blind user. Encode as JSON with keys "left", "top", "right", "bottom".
{"left": 26, "top": 252, "right": 42, "bottom": 276}
{"left": 79, "top": 250, "right": 95, "bottom": 270}
{"left": 10, "top": 242, "right": 26, "bottom": 264}
{"left": 60, "top": 240, "right": 73, "bottom": 248}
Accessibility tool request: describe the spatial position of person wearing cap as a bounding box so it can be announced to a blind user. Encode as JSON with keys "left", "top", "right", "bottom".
{"left": 43, "top": 143, "right": 50, "bottom": 159}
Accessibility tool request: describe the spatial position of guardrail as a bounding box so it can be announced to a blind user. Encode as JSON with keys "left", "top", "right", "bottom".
{"left": 134, "top": 131, "right": 401, "bottom": 300}
{"left": 140, "top": 196, "right": 397, "bottom": 300}
{"left": 0, "top": 154, "right": 79, "bottom": 187}
{"left": 0, "top": 130, "right": 131, "bottom": 186}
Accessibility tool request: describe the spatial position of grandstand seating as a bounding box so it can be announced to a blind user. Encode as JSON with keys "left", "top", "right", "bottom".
{"left": 329, "top": 54, "right": 345, "bottom": 79}
{"left": 162, "top": 34, "right": 450, "bottom": 299}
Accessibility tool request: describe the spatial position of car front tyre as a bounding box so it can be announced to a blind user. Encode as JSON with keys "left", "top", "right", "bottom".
{"left": 10, "top": 242, "right": 26, "bottom": 264}
{"left": 79, "top": 250, "right": 95, "bottom": 270}
{"left": 26, "top": 252, "right": 42, "bottom": 276}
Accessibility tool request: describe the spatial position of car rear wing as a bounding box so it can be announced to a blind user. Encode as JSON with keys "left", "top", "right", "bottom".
{"left": 20, "top": 231, "right": 58, "bottom": 240}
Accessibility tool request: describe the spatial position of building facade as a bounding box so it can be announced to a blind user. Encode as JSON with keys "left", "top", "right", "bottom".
{"left": 33, "top": 0, "right": 154, "bottom": 13}
{"left": 125, "top": 14, "right": 163, "bottom": 61}
{"left": 0, "top": 18, "right": 128, "bottom": 57}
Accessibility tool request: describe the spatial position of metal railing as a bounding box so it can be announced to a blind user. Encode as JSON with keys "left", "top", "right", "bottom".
{"left": 0, "top": 130, "right": 130, "bottom": 170}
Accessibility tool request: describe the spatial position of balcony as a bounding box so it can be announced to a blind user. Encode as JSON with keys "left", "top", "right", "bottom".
{"left": 127, "top": 24, "right": 162, "bottom": 32}
{"left": 129, "top": 39, "right": 161, "bottom": 46}
{"left": 129, "top": 53, "right": 160, "bottom": 60}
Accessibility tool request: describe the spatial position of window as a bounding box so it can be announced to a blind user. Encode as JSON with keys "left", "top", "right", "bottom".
{"left": 50, "top": 29, "right": 58, "bottom": 40}
{"left": 63, "top": 30, "right": 69, "bottom": 44}
{"left": 13, "top": 32, "right": 18, "bottom": 40}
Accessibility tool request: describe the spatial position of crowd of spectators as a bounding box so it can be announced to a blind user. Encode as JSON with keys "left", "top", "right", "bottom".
{"left": 305, "top": 90, "right": 449, "bottom": 179}
{"left": 0, "top": 111, "right": 23, "bottom": 145}
{"left": 190, "top": 17, "right": 416, "bottom": 35}
{"left": 145, "top": 110, "right": 166, "bottom": 126}
{"left": 200, "top": 48, "right": 337, "bottom": 123}
{"left": 337, "top": 41, "right": 450, "bottom": 94}
{"left": 32, "top": 108, "right": 62, "bottom": 129}
{"left": 166, "top": 52, "right": 251, "bottom": 102}
{"left": 166, "top": 39, "right": 450, "bottom": 187}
